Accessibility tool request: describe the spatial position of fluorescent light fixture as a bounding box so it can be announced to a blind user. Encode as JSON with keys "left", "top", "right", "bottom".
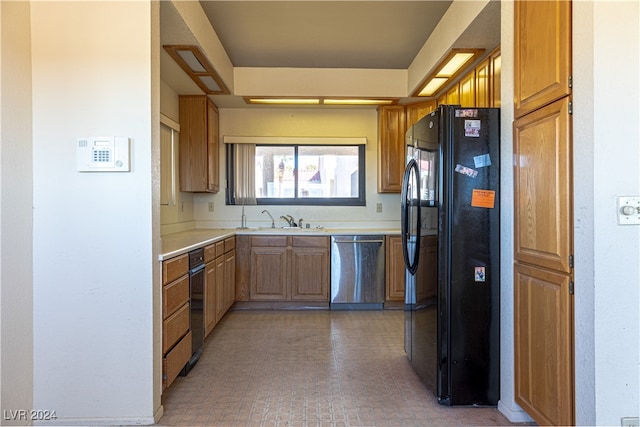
{"left": 323, "top": 99, "right": 395, "bottom": 105}
{"left": 164, "top": 45, "right": 229, "bottom": 95}
{"left": 418, "top": 78, "right": 448, "bottom": 96}
{"left": 438, "top": 53, "right": 474, "bottom": 77}
{"left": 246, "top": 98, "right": 321, "bottom": 105}
{"left": 414, "top": 49, "right": 484, "bottom": 97}
{"left": 245, "top": 97, "right": 398, "bottom": 106}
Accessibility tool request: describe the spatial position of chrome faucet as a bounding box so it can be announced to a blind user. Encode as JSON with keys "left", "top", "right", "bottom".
{"left": 280, "top": 215, "right": 298, "bottom": 227}
{"left": 261, "top": 209, "right": 275, "bottom": 228}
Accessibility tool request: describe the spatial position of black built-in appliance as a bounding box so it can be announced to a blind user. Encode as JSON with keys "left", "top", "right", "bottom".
{"left": 402, "top": 105, "right": 500, "bottom": 406}
{"left": 180, "top": 248, "right": 205, "bottom": 376}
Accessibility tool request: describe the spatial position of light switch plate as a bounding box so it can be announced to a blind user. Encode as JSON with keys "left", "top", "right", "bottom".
{"left": 617, "top": 196, "right": 640, "bottom": 225}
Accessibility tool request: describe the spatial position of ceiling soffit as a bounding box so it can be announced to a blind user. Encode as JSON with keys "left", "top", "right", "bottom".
{"left": 160, "top": 1, "right": 500, "bottom": 107}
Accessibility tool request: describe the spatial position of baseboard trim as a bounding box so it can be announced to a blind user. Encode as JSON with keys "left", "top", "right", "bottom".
{"left": 34, "top": 416, "right": 156, "bottom": 426}
{"left": 498, "top": 400, "right": 534, "bottom": 423}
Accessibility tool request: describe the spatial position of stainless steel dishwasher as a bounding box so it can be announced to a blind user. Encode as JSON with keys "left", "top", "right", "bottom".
{"left": 330, "top": 235, "right": 386, "bottom": 309}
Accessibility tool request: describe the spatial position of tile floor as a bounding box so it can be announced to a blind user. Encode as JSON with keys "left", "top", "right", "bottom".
{"left": 159, "top": 309, "right": 523, "bottom": 427}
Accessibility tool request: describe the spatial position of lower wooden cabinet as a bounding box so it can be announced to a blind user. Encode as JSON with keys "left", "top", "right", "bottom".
{"left": 204, "top": 236, "right": 236, "bottom": 336}
{"left": 385, "top": 234, "right": 438, "bottom": 303}
{"left": 385, "top": 235, "right": 405, "bottom": 302}
{"left": 290, "top": 243, "right": 329, "bottom": 300}
{"left": 250, "top": 237, "right": 288, "bottom": 300}
{"left": 241, "top": 235, "right": 329, "bottom": 302}
{"left": 163, "top": 331, "right": 191, "bottom": 390}
{"left": 161, "top": 254, "right": 190, "bottom": 390}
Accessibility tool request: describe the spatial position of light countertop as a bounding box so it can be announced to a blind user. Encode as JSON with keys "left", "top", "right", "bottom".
{"left": 160, "top": 229, "right": 236, "bottom": 260}
{"left": 160, "top": 227, "right": 402, "bottom": 260}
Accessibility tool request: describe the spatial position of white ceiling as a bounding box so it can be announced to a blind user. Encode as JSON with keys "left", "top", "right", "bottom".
{"left": 160, "top": 1, "right": 500, "bottom": 108}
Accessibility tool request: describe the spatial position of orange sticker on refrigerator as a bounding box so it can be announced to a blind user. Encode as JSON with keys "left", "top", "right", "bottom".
{"left": 471, "top": 189, "right": 496, "bottom": 208}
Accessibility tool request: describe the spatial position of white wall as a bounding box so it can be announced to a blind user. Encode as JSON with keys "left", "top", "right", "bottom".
{"left": 31, "top": 2, "right": 161, "bottom": 424}
{"left": 192, "top": 108, "right": 402, "bottom": 230}
{"left": 159, "top": 80, "right": 194, "bottom": 234}
{"left": 574, "top": 2, "right": 640, "bottom": 425}
{"left": 0, "top": 2, "right": 34, "bottom": 425}
{"left": 496, "top": 1, "right": 532, "bottom": 423}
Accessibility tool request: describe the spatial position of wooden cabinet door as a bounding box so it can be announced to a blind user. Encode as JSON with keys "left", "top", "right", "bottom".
{"left": 514, "top": 263, "right": 574, "bottom": 425}
{"left": 224, "top": 250, "right": 236, "bottom": 310}
{"left": 377, "top": 105, "right": 406, "bottom": 193}
{"left": 207, "top": 100, "right": 219, "bottom": 192}
{"left": 179, "top": 96, "right": 207, "bottom": 192}
{"left": 385, "top": 235, "right": 405, "bottom": 302}
{"left": 458, "top": 71, "right": 476, "bottom": 107}
{"left": 234, "top": 235, "right": 250, "bottom": 301}
{"left": 490, "top": 49, "right": 501, "bottom": 108}
{"left": 514, "top": 0, "right": 571, "bottom": 117}
{"left": 250, "top": 245, "right": 288, "bottom": 300}
{"left": 290, "top": 246, "right": 329, "bottom": 300}
{"left": 475, "top": 58, "right": 491, "bottom": 108}
{"left": 178, "top": 95, "right": 219, "bottom": 193}
{"left": 445, "top": 83, "right": 460, "bottom": 105}
{"left": 406, "top": 100, "right": 437, "bottom": 128}
{"left": 513, "top": 96, "right": 574, "bottom": 426}
{"left": 215, "top": 255, "right": 225, "bottom": 322}
{"left": 204, "top": 260, "right": 217, "bottom": 336}
{"left": 513, "top": 98, "right": 573, "bottom": 273}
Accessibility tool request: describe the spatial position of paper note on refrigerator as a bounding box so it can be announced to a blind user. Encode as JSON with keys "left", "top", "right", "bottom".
{"left": 471, "top": 189, "right": 496, "bottom": 208}
{"left": 455, "top": 164, "right": 478, "bottom": 178}
{"left": 474, "top": 267, "right": 486, "bottom": 282}
{"left": 464, "top": 120, "right": 481, "bottom": 137}
{"left": 473, "top": 153, "right": 492, "bottom": 168}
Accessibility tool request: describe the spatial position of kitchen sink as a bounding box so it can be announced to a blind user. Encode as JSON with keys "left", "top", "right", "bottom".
{"left": 244, "top": 227, "right": 327, "bottom": 233}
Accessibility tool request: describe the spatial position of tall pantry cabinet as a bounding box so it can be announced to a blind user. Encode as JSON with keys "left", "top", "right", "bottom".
{"left": 512, "top": 1, "right": 574, "bottom": 425}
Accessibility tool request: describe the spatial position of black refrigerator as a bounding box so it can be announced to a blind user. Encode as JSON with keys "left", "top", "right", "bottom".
{"left": 401, "top": 105, "right": 500, "bottom": 406}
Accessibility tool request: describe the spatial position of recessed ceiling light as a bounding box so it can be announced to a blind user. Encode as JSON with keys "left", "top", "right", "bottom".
{"left": 164, "top": 45, "right": 229, "bottom": 95}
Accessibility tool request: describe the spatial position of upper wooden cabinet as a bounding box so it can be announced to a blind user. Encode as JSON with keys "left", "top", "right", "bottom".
{"left": 445, "top": 84, "right": 460, "bottom": 105}
{"left": 178, "top": 95, "right": 219, "bottom": 193}
{"left": 514, "top": 0, "right": 571, "bottom": 118}
{"left": 458, "top": 71, "right": 476, "bottom": 107}
{"left": 475, "top": 58, "right": 491, "bottom": 108}
{"left": 490, "top": 49, "right": 501, "bottom": 108}
{"left": 406, "top": 100, "right": 437, "bottom": 128}
{"left": 377, "top": 105, "right": 406, "bottom": 193}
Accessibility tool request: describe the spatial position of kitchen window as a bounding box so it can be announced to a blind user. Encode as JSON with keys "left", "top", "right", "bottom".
{"left": 226, "top": 142, "right": 365, "bottom": 206}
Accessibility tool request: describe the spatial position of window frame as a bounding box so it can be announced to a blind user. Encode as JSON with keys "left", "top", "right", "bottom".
{"left": 226, "top": 143, "right": 366, "bottom": 206}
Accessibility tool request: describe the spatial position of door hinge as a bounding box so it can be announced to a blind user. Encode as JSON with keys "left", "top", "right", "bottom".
{"left": 568, "top": 101, "right": 573, "bottom": 115}
{"left": 569, "top": 255, "right": 574, "bottom": 268}
{"left": 568, "top": 75, "right": 573, "bottom": 88}
{"left": 569, "top": 281, "right": 574, "bottom": 295}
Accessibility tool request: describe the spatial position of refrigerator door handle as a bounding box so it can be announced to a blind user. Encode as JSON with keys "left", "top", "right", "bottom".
{"left": 401, "top": 158, "right": 421, "bottom": 275}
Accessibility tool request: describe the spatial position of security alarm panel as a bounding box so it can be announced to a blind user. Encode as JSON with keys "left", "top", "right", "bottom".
{"left": 77, "top": 136, "right": 130, "bottom": 172}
